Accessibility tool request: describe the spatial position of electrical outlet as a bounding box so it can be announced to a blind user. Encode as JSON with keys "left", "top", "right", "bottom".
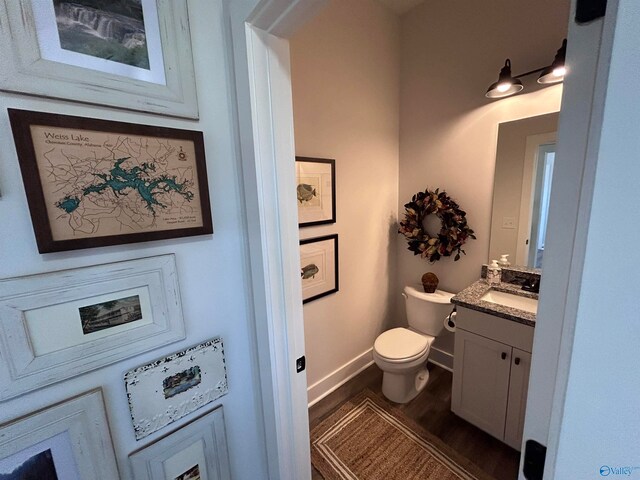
{"left": 502, "top": 216, "right": 516, "bottom": 229}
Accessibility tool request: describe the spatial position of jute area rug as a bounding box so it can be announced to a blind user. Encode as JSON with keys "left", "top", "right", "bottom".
{"left": 310, "top": 389, "right": 493, "bottom": 480}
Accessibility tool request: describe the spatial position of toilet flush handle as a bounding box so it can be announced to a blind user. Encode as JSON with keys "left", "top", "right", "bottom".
{"left": 402, "top": 292, "right": 408, "bottom": 299}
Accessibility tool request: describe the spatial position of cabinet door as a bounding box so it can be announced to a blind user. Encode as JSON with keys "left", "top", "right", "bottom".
{"left": 452, "top": 329, "right": 512, "bottom": 440}
{"left": 504, "top": 348, "right": 532, "bottom": 450}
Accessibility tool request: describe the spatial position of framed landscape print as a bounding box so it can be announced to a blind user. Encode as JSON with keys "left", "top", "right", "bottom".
{"left": 8, "top": 109, "right": 213, "bottom": 253}
{"left": 0, "top": 389, "right": 119, "bottom": 479}
{"left": 0, "top": 0, "right": 199, "bottom": 118}
{"left": 295, "top": 157, "right": 336, "bottom": 227}
{"left": 125, "top": 338, "right": 229, "bottom": 440}
{"left": 300, "top": 234, "right": 339, "bottom": 304}
{"left": 0, "top": 255, "right": 185, "bottom": 400}
{"left": 130, "top": 406, "right": 231, "bottom": 480}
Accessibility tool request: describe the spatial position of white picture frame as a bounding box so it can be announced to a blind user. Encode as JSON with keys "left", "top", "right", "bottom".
{"left": 125, "top": 338, "right": 229, "bottom": 440}
{"left": 0, "top": 0, "right": 198, "bottom": 118}
{"left": 0, "top": 389, "right": 119, "bottom": 479}
{"left": 0, "top": 254, "right": 186, "bottom": 401}
{"left": 130, "top": 406, "right": 231, "bottom": 480}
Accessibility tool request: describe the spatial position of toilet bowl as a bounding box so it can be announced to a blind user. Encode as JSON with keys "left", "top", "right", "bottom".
{"left": 373, "top": 286, "right": 454, "bottom": 404}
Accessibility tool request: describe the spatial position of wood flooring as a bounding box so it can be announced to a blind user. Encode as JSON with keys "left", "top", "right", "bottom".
{"left": 308, "top": 364, "right": 521, "bottom": 480}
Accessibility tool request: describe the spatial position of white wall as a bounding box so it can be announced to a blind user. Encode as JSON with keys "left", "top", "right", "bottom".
{"left": 398, "top": 0, "right": 569, "bottom": 295}
{"left": 0, "top": 1, "right": 269, "bottom": 478}
{"left": 289, "top": 0, "right": 400, "bottom": 403}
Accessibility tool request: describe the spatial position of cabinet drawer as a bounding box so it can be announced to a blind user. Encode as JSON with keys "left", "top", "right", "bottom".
{"left": 456, "top": 307, "right": 534, "bottom": 352}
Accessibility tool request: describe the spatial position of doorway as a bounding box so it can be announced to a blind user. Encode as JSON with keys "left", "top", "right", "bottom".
{"left": 226, "top": 0, "right": 617, "bottom": 478}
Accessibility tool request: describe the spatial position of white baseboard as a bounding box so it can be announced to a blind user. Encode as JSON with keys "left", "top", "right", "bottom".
{"left": 307, "top": 348, "right": 375, "bottom": 407}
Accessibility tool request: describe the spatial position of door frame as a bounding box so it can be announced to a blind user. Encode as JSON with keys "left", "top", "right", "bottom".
{"left": 224, "top": 1, "right": 328, "bottom": 479}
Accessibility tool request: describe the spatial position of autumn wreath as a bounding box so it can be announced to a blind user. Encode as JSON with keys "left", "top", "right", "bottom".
{"left": 398, "top": 188, "right": 476, "bottom": 263}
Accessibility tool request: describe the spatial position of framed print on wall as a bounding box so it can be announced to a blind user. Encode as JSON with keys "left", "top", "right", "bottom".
{"left": 130, "top": 406, "right": 231, "bottom": 480}
{"left": 125, "top": 337, "right": 229, "bottom": 440}
{"left": 8, "top": 109, "right": 213, "bottom": 253}
{"left": 300, "top": 234, "right": 339, "bottom": 304}
{"left": 0, "top": 0, "right": 199, "bottom": 118}
{"left": 0, "top": 254, "right": 185, "bottom": 401}
{"left": 0, "top": 389, "right": 119, "bottom": 479}
{"left": 295, "top": 157, "right": 336, "bottom": 227}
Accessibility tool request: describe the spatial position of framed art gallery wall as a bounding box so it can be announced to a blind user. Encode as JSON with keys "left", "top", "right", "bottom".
{"left": 0, "top": 1, "right": 268, "bottom": 479}
{"left": 288, "top": 1, "right": 401, "bottom": 406}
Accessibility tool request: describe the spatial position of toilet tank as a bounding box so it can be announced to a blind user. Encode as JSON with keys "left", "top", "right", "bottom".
{"left": 404, "top": 285, "right": 455, "bottom": 336}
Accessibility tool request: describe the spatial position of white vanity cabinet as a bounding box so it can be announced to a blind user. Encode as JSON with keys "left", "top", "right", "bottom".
{"left": 451, "top": 306, "right": 534, "bottom": 451}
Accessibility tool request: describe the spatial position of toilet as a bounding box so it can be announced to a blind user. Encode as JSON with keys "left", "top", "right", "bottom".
{"left": 373, "top": 285, "right": 455, "bottom": 404}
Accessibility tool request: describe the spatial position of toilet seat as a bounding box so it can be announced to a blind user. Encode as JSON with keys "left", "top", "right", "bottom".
{"left": 373, "top": 327, "right": 432, "bottom": 363}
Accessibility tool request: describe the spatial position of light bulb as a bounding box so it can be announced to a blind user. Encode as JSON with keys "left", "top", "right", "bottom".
{"left": 553, "top": 66, "right": 566, "bottom": 77}
{"left": 496, "top": 82, "right": 511, "bottom": 93}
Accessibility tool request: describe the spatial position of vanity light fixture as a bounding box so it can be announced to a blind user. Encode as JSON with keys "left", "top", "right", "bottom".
{"left": 485, "top": 39, "right": 567, "bottom": 99}
{"left": 537, "top": 39, "right": 567, "bottom": 84}
{"left": 485, "top": 59, "right": 524, "bottom": 99}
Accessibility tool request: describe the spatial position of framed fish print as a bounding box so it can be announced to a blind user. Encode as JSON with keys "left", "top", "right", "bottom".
{"left": 299, "top": 234, "right": 339, "bottom": 304}
{"left": 8, "top": 109, "right": 213, "bottom": 253}
{"left": 295, "top": 157, "right": 336, "bottom": 227}
{"left": 129, "top": 406, "right": 231, "bottom": 480}
{"left": 0, "top": 0, "right": 198, "bottom": 118}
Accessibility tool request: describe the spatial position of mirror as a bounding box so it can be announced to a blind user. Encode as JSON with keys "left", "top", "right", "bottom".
{"left": 489, "top": 112, "right": 559, "bottom": 268}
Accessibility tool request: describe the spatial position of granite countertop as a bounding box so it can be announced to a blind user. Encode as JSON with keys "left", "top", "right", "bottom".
{"left": 451, "top": 279, "right": 537, "bottom": 327}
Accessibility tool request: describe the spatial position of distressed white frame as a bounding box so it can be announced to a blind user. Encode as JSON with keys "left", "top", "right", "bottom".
{"left": 0, "top": 254, "right": 185, "bottom": 400}
{"left": 130, "top": 405, "right": 231, "bottom": 480}
{"left": 0, "top": 0, "right": 199, "bottom": 118}
{"left": 0, "top": 389, "right": 119, "bottom": 479}
{"left": 125, "top": 337, "right": 228, "bottom": 440}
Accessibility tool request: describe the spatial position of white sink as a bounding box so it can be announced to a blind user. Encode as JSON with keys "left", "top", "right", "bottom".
{"left": 480, "top": 290, "right": 538, "bottom": 314}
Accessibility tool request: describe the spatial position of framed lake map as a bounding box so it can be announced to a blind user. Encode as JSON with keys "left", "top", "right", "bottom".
{"left": 8, "top": 109, "right": 213, "bottom": 253}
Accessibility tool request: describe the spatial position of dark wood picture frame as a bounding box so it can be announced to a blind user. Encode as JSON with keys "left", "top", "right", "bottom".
{"left": 8, "top": 109, "right": 213, "bottom": 253}
{"left": 295, "top": 156, "right": 336, "bottom": 227}
{"left": 300, "top": 234, "right": 339, "bottom": 304}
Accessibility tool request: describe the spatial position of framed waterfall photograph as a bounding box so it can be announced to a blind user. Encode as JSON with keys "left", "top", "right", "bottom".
{"left": 8, "top": 109, "right": 213, "bottom": 253}
{"left": 299, "top": 234, "right": 339, "bottom": 304}
{"left": 0, "top": 0, "right": 198, "bottom": 118}
{"left": 295, "top": 157, "right": 336, "bottom": 227}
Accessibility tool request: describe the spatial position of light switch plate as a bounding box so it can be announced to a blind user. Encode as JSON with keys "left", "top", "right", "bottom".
{"left": 502, "top": 216, "right": 517, "bottom": 229}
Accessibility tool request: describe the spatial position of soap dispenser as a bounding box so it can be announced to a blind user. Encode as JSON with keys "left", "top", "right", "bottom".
{"left": 487, "top": 260, "right": 502, "bottom": 285}
{"left": 498, "top": 254, "right": 510, "bottom": 267}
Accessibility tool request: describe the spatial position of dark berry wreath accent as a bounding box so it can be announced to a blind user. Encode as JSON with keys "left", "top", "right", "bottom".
{"left": 398, "top": 188, "right": 476, "bottom": 263}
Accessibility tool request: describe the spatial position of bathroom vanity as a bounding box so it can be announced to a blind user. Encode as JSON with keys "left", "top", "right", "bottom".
{"left": 450, "top": 276, "right": 537, "bottom": 451}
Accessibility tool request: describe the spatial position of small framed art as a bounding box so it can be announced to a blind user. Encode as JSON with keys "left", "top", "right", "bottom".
{"left": 0, "top": 389, "right": 119, "bottom": 479}
{"left": 8, "top": 109, "right": 213, "bottom": 253}
{"left": 125, "top": 338, "right": 229, "bottom": 440}
{"left": 130, "top": 406, "right": 231, "bottom": 480}
{"left": 300, "top": 234, "right": 339, "bottom": 304}
{"left": 0, "top": 0, "right": 198, "bottom": 118}
{"left": 0, "top": 254, "right": 185, "bottom": 400}
{"left": 295, "top": 157, "right": 336, "bottom": 227}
